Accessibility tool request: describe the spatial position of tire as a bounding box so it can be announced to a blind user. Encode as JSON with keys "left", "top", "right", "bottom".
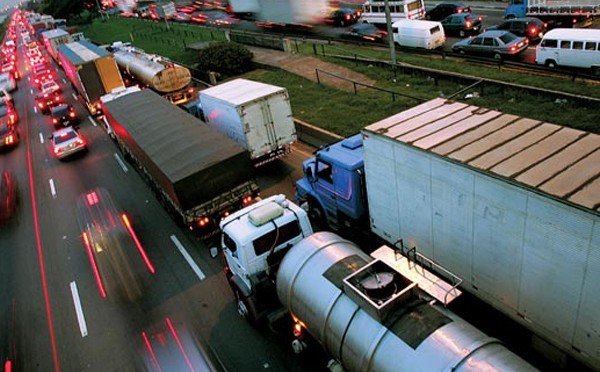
{"left": 545, "top": 60, "right": 557, "bottom": 69}
{"left": 234, "top": 288, "right": 258, "bottom": 325}
{"left": 592, "top": 67, "right": 600, "bottom": 76}
{"left": 308, "top": 198, "right": 328, "bottom": 231}
{"left": 459, "top": 30, "right": 466, "bottom": 38}
{"left": 458, "top": 48, "right": 466, "bottom": 55}
{"left": 493, "top": 53, "right": 502, "bottom": 61}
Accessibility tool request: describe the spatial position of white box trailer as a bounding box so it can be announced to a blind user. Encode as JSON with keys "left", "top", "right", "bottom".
{"left": 199, "top": 78, "right": 297, "bottom": 166}
{"left": 228, "top": 0, "right": 328, "bottom": 24}
{"left": 41, "top": 28, "right": 71, "bottom": 62}
{"left": 361, "top": 98, "right": 600, "bottom": 369}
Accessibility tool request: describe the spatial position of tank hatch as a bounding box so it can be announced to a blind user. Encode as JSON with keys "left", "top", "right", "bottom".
{"left": 370, "top": 245, "right": 462, "bottom": 306}
{"left": 343, "top": 260, "right": 418, "bottom": 323}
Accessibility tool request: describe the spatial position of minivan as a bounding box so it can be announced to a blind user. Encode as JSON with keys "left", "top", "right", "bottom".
{"left": 392, "top": 19, "right": 446, "bottom": 49}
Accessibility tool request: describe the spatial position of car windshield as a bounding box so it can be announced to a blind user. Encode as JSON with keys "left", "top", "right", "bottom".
{"left": 52, "top": 106, "right": 69, "bottom": 116}
{"left": 499, "top": 33, "right": 518, "bottom": 43}
{"left": 54, "top": 130, "right": 78, "bottom": 144}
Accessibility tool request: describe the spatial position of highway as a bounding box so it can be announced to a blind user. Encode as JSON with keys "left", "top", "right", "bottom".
{"left": 0, "top": 33, "right": 328, "bottom": 371}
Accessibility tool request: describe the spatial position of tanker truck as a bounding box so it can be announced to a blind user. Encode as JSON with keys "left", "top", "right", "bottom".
{"left": 295, "top": 98, "right": 600, "bottom": 370}
{"left": 110, "top": 42, "right": 197, "bottom": 106}
{"left": 214, "top": 195, "right": 536, "bottom": 371}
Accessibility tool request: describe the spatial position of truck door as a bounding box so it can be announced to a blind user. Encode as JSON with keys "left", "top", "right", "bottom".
{"left": 222, "top": 232, "right": 250, "bottom": 289}
{"left": 313, "top": 158, "right": 339, "bottom": 220}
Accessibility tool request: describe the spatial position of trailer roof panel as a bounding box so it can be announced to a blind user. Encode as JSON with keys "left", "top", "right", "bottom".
{"left": 40, "top": 28, "right": 69, "bottom": 38}
{"left": 200, "top": 78, "right": 286, "bottom": 106}
{"left": 104, "top": 89, "right": 247, "bottom": 183}
{"left": 363, "top": 99, "right": 600, "bottom": 214}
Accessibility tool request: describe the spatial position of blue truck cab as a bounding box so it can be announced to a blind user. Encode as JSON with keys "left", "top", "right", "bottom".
{"left": 505, "top": 0, "right": 527, "bottom": 19}
{"left": 295, "top": 133, "right": 369, "bottom": 231}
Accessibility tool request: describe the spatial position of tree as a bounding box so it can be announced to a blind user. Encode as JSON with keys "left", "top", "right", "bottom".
{"left": 197, "top": 42, "right": 254, "bottom": 78}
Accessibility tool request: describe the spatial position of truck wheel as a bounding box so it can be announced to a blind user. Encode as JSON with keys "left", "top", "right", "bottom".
{"left": 308, "top": 198, "right": 328, "bottom": 231}
{"left": 235, "top": 288, "right": 258, "bottom": 325}
{"left": 545, "top": 60, "right": 557, "bottom": 69}
{"left": 493, "top": 52, "right": 502, "bottom": 61}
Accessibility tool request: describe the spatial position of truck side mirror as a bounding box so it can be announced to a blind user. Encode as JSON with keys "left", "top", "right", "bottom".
{"left": 209, "top": 246, "right": 219, "bottom": 258}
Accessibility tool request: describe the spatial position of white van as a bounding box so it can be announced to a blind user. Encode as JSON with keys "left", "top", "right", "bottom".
{"left": 392, "top": 19, "right": 445, "bottom": 49}
{"left": 535, "top": 28, "right": 600, "bottom": 75}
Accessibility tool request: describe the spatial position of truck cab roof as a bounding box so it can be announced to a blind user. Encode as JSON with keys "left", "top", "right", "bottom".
{"left": 313, "top": 133, "right": 364, "bottom": 171}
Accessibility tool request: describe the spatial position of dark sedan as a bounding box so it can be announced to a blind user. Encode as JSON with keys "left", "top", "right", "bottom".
{"left": 485, "top": 17, "right": 547, "bottom": 42}
{"left": 341, "top": 23, "right": 387, "bottom": 43}
{"left": 452, "top": 30, "right": 529, "bottom": 60}
{"left": 441, "top": 13, "right": 483, "bottom": 37}
{"left": 425, "top": 2, "right": 471, "bottom": 21}
{"left": 326, "top": 8, "right": 360, "bottom": 27}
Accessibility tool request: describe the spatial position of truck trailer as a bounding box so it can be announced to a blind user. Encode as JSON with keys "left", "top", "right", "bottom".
{"left": 227, "top": 0, "right": 329, "bottom": 26}
{"left": 58, "top": 41, "right": 124, "bottom": 116}
{"left": 199, "top": 79, "right": 297, "bottom": 166}
{"left": 101, "top": 88, "right": 259, "bottom": 238}
{"left": 216, "top": 195, "right": 536, "bottom": 371}
{"left": 40, "top": 28, "right": 70, "bottom": 62}
{"left": 295, "top": 98, "right": 600, "bottom": 370}
{"left": 505, "top": 0, "right": 600, "bottom": 27}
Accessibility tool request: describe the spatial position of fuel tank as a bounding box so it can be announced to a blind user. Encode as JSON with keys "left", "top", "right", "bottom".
{"left": 113, "top": 49, "right": 191, "bottom": 93}
{"left": 276, "top": 232, "right": 536, "bottom": 372}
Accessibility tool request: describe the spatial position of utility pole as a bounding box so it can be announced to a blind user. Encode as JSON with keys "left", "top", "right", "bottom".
{"left": 384, "top": 0, "right": 396, "bottom": 65}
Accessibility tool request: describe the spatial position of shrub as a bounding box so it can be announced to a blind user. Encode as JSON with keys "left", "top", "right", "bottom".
{"left": 197, "top": 42, "right": 254, "bottom": 77}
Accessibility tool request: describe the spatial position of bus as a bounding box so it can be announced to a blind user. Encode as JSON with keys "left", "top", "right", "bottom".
{"left": 359, "top": 0, "right": 426, "bottom": 25}
{"left": 535, "top": 28, "right": 600, "bottom": 75}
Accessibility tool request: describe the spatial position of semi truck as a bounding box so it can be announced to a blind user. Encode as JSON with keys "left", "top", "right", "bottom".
{"left": 199, "top": 79, "right": 297, "bottom": 166}
{"left": 227, "top": 0, "right": 329, "bottom": 26}
{"left": 215, "top": 195, "right": 536, "bottom": 371}
{"left": 504, "top": 0, "right": 600, "bottom": 27}
{"left": 295, "top": 97, "right": 600, "bottom": 370}
{"left": 110, "top": 42, "right": 197, "bottom": 106}
{"left": 58, "top": 41, "right": 124, "bottom": 116}
{"left": 40, "top": 28, "right": 71, "bottom": 62}
{"left": 100, "top": 87, "right": 259, "bottom": 238}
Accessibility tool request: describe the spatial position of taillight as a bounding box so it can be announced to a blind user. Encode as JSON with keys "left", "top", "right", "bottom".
{"left": 529, "top": 27, "right": 537, "bottom": 35}
{"left": 37, "top": 102, "right": 43, "bottom": 108}
{"left": 242, "top": 195, "right": 253, "bottom": 205}
{"left": 345, "top": 14, "right": 351, "bottom": 21}
{"left": 69, "top": 112, "right": 76, "bottom": 118}
{"left": 293, "top": 322, "right": 303, "bottom": 338}
{"left": 9, "top": 114, "right": 15, "bottom": 123}
{"left": 5, "top": 134, "right": 14, "bottom": 144}
{"left": 52, "top": 118, "right": 58, "bottom": 124}
{"left": 96, "top": 102, "right": 101, "bottom": 109}
{"left": 76, "top": 139, "right": 85, "bottom": 145}
{"left": 465, "top": 20, "right": 472, "bottom": 28}
{"left": 197, "top": 217, "right": 210, "bottom": 227}
{"left": 53, "top": 146, "right": 61, "bottom": 154}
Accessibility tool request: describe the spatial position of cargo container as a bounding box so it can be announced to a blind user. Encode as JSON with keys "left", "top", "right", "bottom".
{"left": 58, "top": 41, "right": 124, "bottom": 116}
{"left": 101, "top": 88, "right": 259, "bottom": 238}
{"left": 505, "top": 0, "right": 600, "bottom": 27}
{"left": 41, "top": 28, "right": 71, "bottom": 62}
{"left": 199, "top": 79, "right": 297, "bottom": 166}
{"left": 227, "top": 0, "right": 329, "bottom": 25}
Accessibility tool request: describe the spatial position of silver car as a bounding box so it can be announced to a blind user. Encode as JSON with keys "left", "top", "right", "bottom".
{"left": 49, "top": 126, "right": 87, "bottom": 159}
{"left": 452, "top": 30, "right": 529, "bottom": 60}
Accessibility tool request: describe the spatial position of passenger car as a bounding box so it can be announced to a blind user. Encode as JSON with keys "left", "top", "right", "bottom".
{"left": 0, "top": 169, "right": 18, "bottom": 223}
{"left": 425, "top": 2, "right": 471, "bottom": 21}
{"left": 76, "top": 187, "right": 154, "bottom": 301}
{"left": 0, "top": 99, "right": 18, "bottom": 125}
{"left": 49, "top": 126, "right": 87, "bottom": 159}
{"left": 50, "top": 104, "right": 78, "bottom": 126}
{"left": 0, "top": 73, "right": 16, "bottom": 92}
{"left": 341, "top": 23, "right": 387, "bottom": 42}
{"left": 41, "top": 79, "right": 60, "bottom": 94}
{"left": 452, "top": 30, "right": 529, "bottom": 60}
{"left": 327, "top": 8, "right": 359, "bottom": 27}
{"left": 0, "top": 122, "right": 19, "bottom": 150}
{"left": 440, "top": 13, "right": 483, "bottom": 37}
{"left": 35, "top": 91, "right": 63, "bottom": 114}
{"left": 485, "top": 17, "right": 547, "bottom": 42}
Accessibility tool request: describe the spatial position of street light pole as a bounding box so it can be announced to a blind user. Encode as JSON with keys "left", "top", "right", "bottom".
{"left": 384, "top": 0, "right": 397, "bottom": 65}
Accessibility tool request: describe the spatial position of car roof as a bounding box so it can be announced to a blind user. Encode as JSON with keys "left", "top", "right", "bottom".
{"left": 52, "top": 126, "right": 76, "bottom": 136}
{"left": 478, "top": 30, "right": 511, "bottom": 37}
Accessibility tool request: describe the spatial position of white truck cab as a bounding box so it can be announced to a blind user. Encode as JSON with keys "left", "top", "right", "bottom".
{"left": 218, "top": 194, "right": 313, "bottom": 323}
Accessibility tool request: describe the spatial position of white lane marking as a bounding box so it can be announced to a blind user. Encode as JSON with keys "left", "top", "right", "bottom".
{"left": 88, "top": 116, "right": 97, "bottom": 127}
{"left": 49, "top": 179, "right": 56, "bottom": 198}
{"left": 72, "top": 93, "right": 77, "bottom": 100}
{"left": 170, "top": 235, "right": 206, "bottom": 281}
{"left": 30, "top": 88, "right": 33, "bottom": 95}
{"left": 62, "top": 78, "right": 67, "bottom": 84}
{"left": 39, "top": 132, "right": 44, "bottom": 144}
{"left": 69, "top": 281, "right": 88, "bottom": 337}
{"left": 34, "top": 106, "right": 38, "bottom": 114}
{"left": 114, "top": 153, "right": 128, "bottom": 173}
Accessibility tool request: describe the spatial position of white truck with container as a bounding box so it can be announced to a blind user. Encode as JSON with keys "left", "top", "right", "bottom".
{"left": 227, "top": 0, "right": 329, "bottom": 26}
{"left": 504, "top": 0, "right": 600, "bottom": 27}
{"left": 41, "top": 28, "right": 71, "bottom": 62}
{"left": 199, "top": 79, "right": 297, "bottom": 166}
{"left": 295, "top": 98, "right": 600, "bottom": 370}
{"left": 215, "top": 195, "right": 536, "bottom": 371}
